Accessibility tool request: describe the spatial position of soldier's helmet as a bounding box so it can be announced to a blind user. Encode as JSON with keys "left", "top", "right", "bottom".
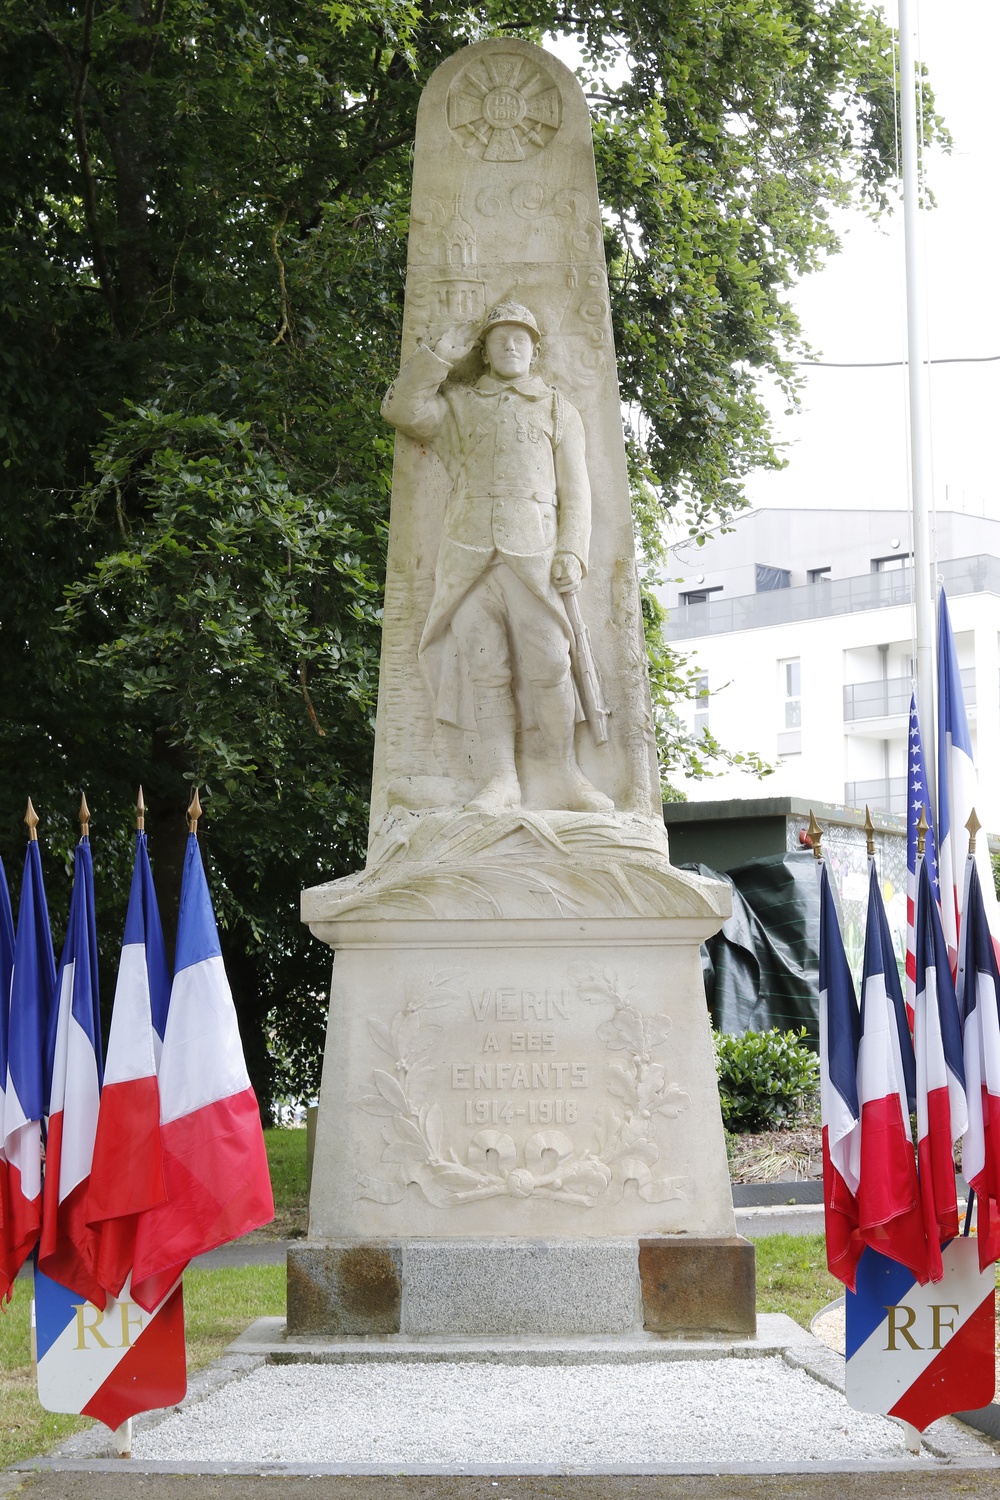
{"left": 479, "top": 301, "right": 541, "bottom": 344}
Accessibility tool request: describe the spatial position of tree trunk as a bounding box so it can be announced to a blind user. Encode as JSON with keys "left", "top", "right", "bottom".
{"left": 224, "top": 941, "right": 274, "bottom": 1128}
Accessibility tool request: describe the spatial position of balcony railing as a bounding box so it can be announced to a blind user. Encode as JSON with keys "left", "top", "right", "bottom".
{"left": 843, "top": 667, "right": 976, "bottom": 721}
{"left": 844, "top": 777, "right": 908, "bottom": 816}
{"left": 665, "top": 554, "right": 1000, "bottom": 640}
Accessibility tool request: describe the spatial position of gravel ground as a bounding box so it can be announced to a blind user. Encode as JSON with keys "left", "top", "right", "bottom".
{"left": 131, "top": 1357, "right": 915, "bottom": 1466}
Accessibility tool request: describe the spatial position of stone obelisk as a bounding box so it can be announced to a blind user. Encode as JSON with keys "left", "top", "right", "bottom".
{"left": 295, "top": 38, "right": 752, "bottom": 1338}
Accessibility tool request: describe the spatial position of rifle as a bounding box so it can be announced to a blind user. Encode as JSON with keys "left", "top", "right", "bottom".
{"left": 563, "top": 589, "right": 610, "bottom": 745}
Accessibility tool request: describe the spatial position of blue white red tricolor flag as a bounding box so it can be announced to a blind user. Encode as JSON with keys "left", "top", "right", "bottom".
{"left": 2, "top": 834, "right": 56, "bottom": 1289}
{"left": 905, "top": 695, "right": 938, "bottom": 1030}
{"left": 87, "top": 829, "right": 171, "bottom": 1303}
{"left": 35, "top": 1264, "right": 186, "bottom": 1428}
{"left": 130, "top": 832, "right": 272, "bottom": 1310}
{"left": 937, "top": 589, "right": 999, "bottom": 965}
{"left": 0, "top": 859, "right": 16, "bottom": 1301}
{"left": 819, "top": 862, "right": 863, "bottom": 1289}
{"left": 957, "top": 854, "right": 1000, "bottom": 1270}
{"left": 845, "top": 1240, "right": 994, "bottom": 1431}
{"left": 912, "top": 854, "right": 967, "bottom": 1283}
{"left": 39, "top": 833, "right": 105, "bottom": 1305}
{"left": 856, "top": 860, "right": 928, "bottom": 1283}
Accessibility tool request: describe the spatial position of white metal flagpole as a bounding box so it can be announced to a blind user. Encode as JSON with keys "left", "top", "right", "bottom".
{"left": 897, "top": 0, "right": 938, "bottom": 815}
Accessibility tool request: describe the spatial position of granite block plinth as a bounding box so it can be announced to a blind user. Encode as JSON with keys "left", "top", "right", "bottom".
{"left": 403, "top": 1239, "right": 638, "bottom": 1336}
{"left": 639, "top": 1236, "right": 756, "bottom": 1336}
{"left": 288, "top": 1236, "right": 754, "bottom": 1338}
{"left": 287, "top": 1242, "right": 401, "bottom": 1335}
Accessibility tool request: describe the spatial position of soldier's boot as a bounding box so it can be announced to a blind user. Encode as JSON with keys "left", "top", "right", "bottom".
{"left": 534, "top": 678, "right": 614, "bottom": 814}
{"left": 466, "top": 686, "right": 521, "bottom": 813}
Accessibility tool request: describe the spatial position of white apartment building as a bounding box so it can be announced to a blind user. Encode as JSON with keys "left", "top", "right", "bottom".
{"left": 659, "top": 508, "right": 1000, "bottom": 828}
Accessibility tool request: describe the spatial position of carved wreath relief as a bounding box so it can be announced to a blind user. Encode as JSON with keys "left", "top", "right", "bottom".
{"left": 355, "top": 965, "right": 690, "bottom": 1209}
{"left": 447, "top": 54, "right": 562, "bottom": 160}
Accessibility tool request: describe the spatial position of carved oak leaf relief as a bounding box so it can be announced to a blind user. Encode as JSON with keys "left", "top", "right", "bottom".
{"left": 354, "top": 963, "right": 690, "bottom": 1210}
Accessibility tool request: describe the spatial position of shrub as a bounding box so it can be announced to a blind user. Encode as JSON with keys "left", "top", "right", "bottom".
{"left": 715, "top": 1027, "right": 820, "bottom": 1134}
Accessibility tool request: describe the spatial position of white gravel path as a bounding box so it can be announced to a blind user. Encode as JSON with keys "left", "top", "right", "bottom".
{"left": 131, "top": 1357, "right": 914, "bottom": 1465}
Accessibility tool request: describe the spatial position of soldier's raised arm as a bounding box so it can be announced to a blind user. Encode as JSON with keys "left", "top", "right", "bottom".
{"left": 380, "top": 329, "right": 477, "bottom": 442}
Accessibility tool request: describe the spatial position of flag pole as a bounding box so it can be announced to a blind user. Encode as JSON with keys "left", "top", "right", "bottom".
{"left": 807, "top": 809, "right": 823, "bottom": 864}
{"left": 187, "top": 787, "right": 203, "bottom": 834}
{"left": 963, "top": 809, "right": 981, "bottom": 1237}
{"left": 897, "top": 0, "right": 937, "bottom": 812}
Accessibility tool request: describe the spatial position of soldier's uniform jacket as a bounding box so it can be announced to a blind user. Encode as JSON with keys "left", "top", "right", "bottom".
{"left": 381, "top": 343, "right": 592, "bottom": 658}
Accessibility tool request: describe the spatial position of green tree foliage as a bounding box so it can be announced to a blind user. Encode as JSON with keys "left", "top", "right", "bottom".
{"left": 0, "top": 0, "right": 936, "bottom": 1115}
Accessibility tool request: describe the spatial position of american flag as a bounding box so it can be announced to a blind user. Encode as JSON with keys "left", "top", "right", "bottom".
{"left": 906, "top": 693, "right": 938, "bottom": 1030}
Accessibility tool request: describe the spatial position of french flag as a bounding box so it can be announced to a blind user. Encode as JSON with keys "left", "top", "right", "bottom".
{"left": 905, "top": 695, "right": 938, "bottom": 1030}
{"left": 39, "top": 827, "right": 105, "bottom": 1305}
{"left": 937, "top": 589, "right": 999, "bottom": 965}
{"left": 856, "top": 859, "right": 928, "bottom": 1283}
{"left": 2, "top": 822, "right": 57, "bottom": 1288}
{"left": 912, "top": 853, "right": 967, "bottom": 1282}
{"left": 131, "top": 831, "right": 273, "bottom": 1310}
{"left": 957, "top": 854, "right": 1000, "bottom": 1270}
{"left": 87, "top": 825, "right": 171, "bottom": 1303}
{"left": 818, "top": 862, "right": 863, "bottom": 1290}
{"left": 0, "top": 859, "right": 16, "bottom": 1302}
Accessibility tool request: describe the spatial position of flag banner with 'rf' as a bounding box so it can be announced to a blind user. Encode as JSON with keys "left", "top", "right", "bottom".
{"left": 845, "top": 1240, "right": 994, "bottom": 1431}
{"left": 35, "top": 1265, "right": 185, "bottom": 1429}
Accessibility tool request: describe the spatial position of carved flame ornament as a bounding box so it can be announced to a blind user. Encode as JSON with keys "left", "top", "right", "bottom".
{"left": 447, "top": 54, "right": 562, "bottom": 161}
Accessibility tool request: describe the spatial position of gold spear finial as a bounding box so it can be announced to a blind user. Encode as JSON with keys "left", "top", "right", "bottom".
{"left": 864, "top": 805, "right": 876, "bottom": 860}
{"left": 136, "top": 786, "right": 146, "bottom": 832}
{"left": 78, "top": 792, "right": 91, "bottom": 839}
{"left": 967, "top": 808, "right": 982, "bottom": 857}
{"left": 807, "top": 808, "right": 823, "bottom": 860}
{"left": 917, "top": 804, "right": 929, "bottom": 857}
{"left": 24, "top": 798, "right": 38, "bottom": 842}
{"left": 187, "top": 786, "right": 203, "bottom": 834}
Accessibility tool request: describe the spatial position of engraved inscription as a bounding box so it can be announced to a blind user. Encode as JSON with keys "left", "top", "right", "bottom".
{"left": 354, "top": 964, "right": 691, "bottom": 1210}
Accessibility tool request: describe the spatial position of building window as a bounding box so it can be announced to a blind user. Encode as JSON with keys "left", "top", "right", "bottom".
{"left": 782, "top": 658, "right": 801, "bottom": 728}
{"left": 808, "top": 567, "right": 831, "bottom": 583}
{"left": 680, "top": 585, "right": 723, "bottom": 606}
{"left": 755, "top": 564, "right": 791, "bottom": 592}
{"left": 872, "top": 553, "right": 910, "bottom": 572}
{"left": 694, "top": 673, "right": 710, "bottom": 736}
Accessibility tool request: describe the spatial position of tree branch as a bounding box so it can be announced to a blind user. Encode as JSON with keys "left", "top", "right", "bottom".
{"left": 270, "top": 206, "right": 292, "bottom": 346}
{"left": 37, "top": 1, "right": 124, "bottom": 336}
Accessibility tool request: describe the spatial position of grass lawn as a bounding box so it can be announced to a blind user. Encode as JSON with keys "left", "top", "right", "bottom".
{"left": 755, "top": 1233, "right": 840, "bottom": 1328}
{"left": 259, "top": 1126, "right": 309, "bottom": 1239}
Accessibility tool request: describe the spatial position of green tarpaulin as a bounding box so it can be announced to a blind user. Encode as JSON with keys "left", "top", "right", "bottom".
{"left": 684, "top": 852, "right": 819, "bottom": 1046}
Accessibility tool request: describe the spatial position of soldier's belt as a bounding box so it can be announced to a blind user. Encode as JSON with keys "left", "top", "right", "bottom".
{"left": 467, "top": 490, "right": 558, "bottom": 507}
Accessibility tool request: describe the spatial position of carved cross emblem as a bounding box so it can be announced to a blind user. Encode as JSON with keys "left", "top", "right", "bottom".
{"left": 448, "top": 55, "right": 562, "bottom": 161}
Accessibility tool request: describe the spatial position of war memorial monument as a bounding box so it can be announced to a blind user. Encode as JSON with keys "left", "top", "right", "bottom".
{"left": 292, "top": 37, "right": 753, "bottom": 1338}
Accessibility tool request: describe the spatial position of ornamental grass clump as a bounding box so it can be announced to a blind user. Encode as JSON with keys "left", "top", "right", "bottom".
{"left": 715, "top": 1027, "right": 819, "bottom": 1134}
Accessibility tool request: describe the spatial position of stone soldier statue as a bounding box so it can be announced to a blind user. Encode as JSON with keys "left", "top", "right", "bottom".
{"left": 381, "top": 301, "right": 613, "bottom": 815}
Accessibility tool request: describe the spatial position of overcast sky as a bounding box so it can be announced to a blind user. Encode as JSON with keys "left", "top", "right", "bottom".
{"left": 744, "top": 0, "right": 1000, "bottom": 519}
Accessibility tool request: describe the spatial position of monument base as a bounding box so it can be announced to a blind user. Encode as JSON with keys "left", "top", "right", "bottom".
{"left": 286, "top": 1236, "right": 755, "bottom": 1339}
